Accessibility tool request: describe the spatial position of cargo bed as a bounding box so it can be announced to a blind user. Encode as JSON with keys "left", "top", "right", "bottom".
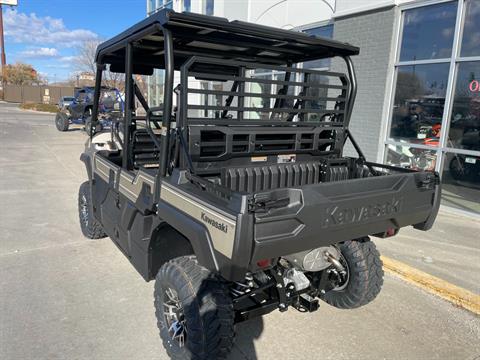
{"left": 159, "top": 162, "right": 440, "bottom": 280}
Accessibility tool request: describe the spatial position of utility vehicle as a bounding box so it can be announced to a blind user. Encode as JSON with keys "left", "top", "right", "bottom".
{"left": 55, "top": 86, "right": 124, "bottom": 133}
{"left": 78, "top": 10, "right": 440, "bottom": 359}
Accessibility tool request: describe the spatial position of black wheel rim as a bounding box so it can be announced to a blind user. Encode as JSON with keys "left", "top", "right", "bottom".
{"left": 163, "top": 287, "right": 187, "bottom": 348}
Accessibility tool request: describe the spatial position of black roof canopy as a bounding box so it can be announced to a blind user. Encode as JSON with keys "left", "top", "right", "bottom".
{"left": 96, "top": 9, "right": 359, "bottom": 74}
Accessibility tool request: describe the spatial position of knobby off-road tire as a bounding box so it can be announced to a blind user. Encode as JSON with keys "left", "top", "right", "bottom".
{"left": 55, "top": 112, "right": 69, "bottom": 131}
{"left": 321, "top": 237, "right": 384, "bottom": 309}
{"left": 78, "top": 181, "right": 106, "bottom": 239}
{"left": 154, "top": 256, "right": 235, "bottom": 360}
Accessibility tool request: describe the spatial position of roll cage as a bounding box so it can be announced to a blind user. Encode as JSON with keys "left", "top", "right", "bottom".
{"left": 90, "top": 9, "right": 360, "bottom": 180}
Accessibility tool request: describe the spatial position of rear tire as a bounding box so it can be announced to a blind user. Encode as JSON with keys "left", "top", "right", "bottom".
{"left": 154, "top": 256, "right": 235, "bottom": 360}
{"left": 449, "top": 156, "right": 464, "bottom": 180}
{"left": 55, "top": 112, "right": 69, "bottom": 131}
{"left": 320, "top": 237, "right": 384, "bottom": 309}
{"left": 78, "top": 181, "right": 106, "bottom": 239}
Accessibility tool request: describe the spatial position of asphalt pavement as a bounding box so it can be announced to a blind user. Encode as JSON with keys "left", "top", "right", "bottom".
{"left": 0, "top": 102, "right": 479, "bottom": 360}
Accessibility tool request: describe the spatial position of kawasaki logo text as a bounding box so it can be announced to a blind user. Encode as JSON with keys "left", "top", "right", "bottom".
{"left": 201, "top": 212, "right": 228, "bottom": 233}
{"left": 321, "top": 198, "right": 402, "bottom": 228}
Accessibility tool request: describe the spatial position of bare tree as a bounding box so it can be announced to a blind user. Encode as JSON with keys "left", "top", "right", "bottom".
{"left": 75, "top": 40, "right": 125, "bottom": 91}
{"left": 1, "top": 62, "right": 44, "bottom": 85}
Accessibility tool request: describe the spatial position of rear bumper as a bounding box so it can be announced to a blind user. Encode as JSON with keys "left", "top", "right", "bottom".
{"left": 246, "top": 170, "right": 440, "bottom": 262}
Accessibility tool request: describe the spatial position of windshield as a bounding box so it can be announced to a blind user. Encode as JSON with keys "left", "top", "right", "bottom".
{"left": 63, "top": 97, "right": 75, "bottom": 101}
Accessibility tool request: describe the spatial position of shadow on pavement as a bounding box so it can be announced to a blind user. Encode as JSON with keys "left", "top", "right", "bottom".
{"left": 230, "top": 317, "right": 264, "bottom": 359}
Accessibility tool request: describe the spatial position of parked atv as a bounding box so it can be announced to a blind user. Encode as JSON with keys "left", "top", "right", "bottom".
{"left": 78, "top": 10, "right": 440, "bottom": 359}
{"left": 55, "top": 86, "right": 124, "bottom": 133}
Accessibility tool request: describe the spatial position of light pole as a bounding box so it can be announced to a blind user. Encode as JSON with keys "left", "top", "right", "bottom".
{"left": 0, "top": 1, "right": 18, "bottom": 98}
{"left": 0, "top": 4, "right": 6, "bottom": 94}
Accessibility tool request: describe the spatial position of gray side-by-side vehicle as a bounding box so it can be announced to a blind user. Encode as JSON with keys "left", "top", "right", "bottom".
{"left": 78, "top": 9, "right": 440, "bottom": 359}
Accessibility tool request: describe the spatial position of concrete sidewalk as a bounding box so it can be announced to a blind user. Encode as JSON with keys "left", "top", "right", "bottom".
{"left": 376, "top": 211, "right": 480, "bottom": 295}
{"left": 1, "top": 102, "right": 479, "bottom": 360}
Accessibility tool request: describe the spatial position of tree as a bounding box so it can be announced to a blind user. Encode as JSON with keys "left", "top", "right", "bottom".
{"left": 1, "top": 62, "right": 43, "bottom": 85}
{"left": 75, "top": 40, "right": 125, "bottom": 90}
{"left": 394, "top": 71, "right": 426, "bottom": 105}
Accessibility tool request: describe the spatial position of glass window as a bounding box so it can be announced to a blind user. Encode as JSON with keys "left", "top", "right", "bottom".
{"left": 305, "top": 24, "right": 333, "bottom": 39}
{"left": 461, "top": 0, "right": 480, "bottom": 57}
{"left": 249, "top": 74, "right": 273, "bottom": 120}
{"left": 204, "top": 0, "right": 214, "bottom": 15}
{"left": 304, "top": 74, "right": 344, "bottom": 122}
{"left": 386, "top": 144, "right": 438, "bottom": 171}
{"left": 399, "top": 2, "right": 457, "bottom": 61}
{"left": 389, "top": 63, "right": 449, "bottom": 144}
{"left": 448, "top": 61, "right": 480, "bottom": 151}
{"left": 304, "top": 24, "right": 334, "bottom": 70}
{"left": 441, "top": 152, "right": 480, "bottom": 214}
{"left": 183, "top": 0, "right": 191, "bottom": 12}
{"left": 163, "top": 0, "right": 173, "bottom": 10}
{"left": 147, "top": 0, "right": 156, "bottom": 14}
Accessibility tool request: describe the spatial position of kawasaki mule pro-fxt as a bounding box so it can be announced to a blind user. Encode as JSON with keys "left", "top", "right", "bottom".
{"left": 78, "top": 10, "right": 440, "bottom": 359}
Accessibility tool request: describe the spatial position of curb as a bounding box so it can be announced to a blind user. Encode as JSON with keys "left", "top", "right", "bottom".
{"left": 381, "top": 256, "right": 480, "bottom": 315}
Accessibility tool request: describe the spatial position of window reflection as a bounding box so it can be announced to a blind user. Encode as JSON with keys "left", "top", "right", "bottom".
{"left": 387, "top": 144, "right": 437, "bottom": 171}
{"left": 461, "top": 0, "right": 480, "bottom": 57}
{"left": 449, "top": 62, "right": 480, "bottom": 151}
{"left": 399, "top": 2, "right": 457, "bottom": 61}
{"left": 441, "top": 153, "right": 480, "bottom": 214}
{"left": 390, "top": 64, "right": 449, "bottom": 144}
{"left": 304, "top": 74, "right": 344, "bottom": 122}
{"left": 304, "top": 24, "right": 334, "bottom": 69}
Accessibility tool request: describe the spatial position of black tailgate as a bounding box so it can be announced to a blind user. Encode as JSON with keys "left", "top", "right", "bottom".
{"left": 250, "top": 171, "right": 440, "bottom": 261}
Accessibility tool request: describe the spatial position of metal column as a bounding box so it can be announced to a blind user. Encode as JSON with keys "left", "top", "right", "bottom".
{"left": 123, "top": 42, "right": 134, "bottom": 169}
{"left": 159, "top": 28, "right": 174, "bottom": 177}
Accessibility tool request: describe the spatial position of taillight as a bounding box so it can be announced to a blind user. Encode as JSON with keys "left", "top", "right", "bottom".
{"left": 256, "top": 259, "right": 271, "bottom": 268}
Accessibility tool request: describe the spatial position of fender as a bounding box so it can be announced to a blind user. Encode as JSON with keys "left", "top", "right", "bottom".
{"left": 80, "top": 152, "right": 93, "bottom": 180}
{"left": 414, "top": 181, "right": 442, "bottom": 231}
{"left": 156, "top": 201, "right": 219, "bottom": 273}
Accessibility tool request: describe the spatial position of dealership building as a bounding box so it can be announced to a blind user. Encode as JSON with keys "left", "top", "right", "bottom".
{"left": 146, "top": 0, "right": 479, "bottom": 216}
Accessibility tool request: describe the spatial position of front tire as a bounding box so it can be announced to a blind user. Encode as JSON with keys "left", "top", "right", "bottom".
{"left": 78, "top": 181, "right": 106, "bottom": 239}
{"left": 154, "top": 256, "right": 234, "bottom": 360}
{"left": 320, "top": 237, "right": 384, "bottom": 309}
{"left": 55, "top": 112, "right": 69, "bottom": 131}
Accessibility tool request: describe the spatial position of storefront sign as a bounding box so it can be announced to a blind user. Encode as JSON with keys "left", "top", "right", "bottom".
{"left": 469, "top": 80, "right": 479, "bottom": 92}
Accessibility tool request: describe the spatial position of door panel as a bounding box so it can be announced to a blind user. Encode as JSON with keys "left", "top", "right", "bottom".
{"left": 92, "top": 154, "right": 157, "bottom": 256}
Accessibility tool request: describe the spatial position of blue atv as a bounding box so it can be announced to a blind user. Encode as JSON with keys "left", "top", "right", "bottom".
{"left": 55, "top": 86, "right": 124, "bottom": 133}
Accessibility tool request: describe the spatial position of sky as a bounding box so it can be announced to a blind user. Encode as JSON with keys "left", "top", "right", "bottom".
{"left": 3, "top": 0, "right": 146, "bottom": 82}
